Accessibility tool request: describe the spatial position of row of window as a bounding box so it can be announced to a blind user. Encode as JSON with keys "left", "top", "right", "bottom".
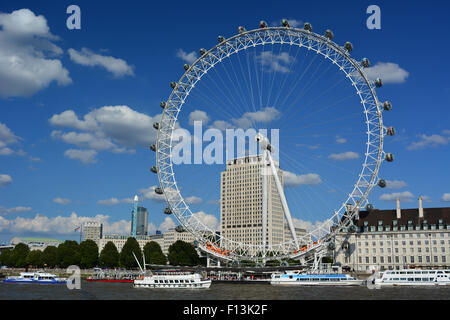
{"left": 356, "top": 255, "right": 447, "bottom": 264}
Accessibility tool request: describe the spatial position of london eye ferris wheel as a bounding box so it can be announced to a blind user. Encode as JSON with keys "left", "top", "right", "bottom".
{"left": 150, "top": 19, "right": 395, "bottom": 264}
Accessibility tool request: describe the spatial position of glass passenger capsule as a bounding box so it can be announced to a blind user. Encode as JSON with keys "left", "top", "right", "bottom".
{"left": 386, "top": 126, "right": 396, "bottom": 136}
{"left": 153, "top": 122, "right": 159, "bottom": 130}
{"left": 199, "top": 48, "right": 206, "bottom": 56}
{"left": 378, "top": 179, "right": 387, "bottom": 188}
{"left": 238, "top": 26, "right": 246, "bottom": 34}
{"left": 344, "top": 42, "right": 353, "bottom": 52}
{"left": 150, "top": 166, "right": 158, "bottom": 174}
{"left": 383, "top": 101, "right": 392, "bottom": 111}
{"left": 385, "top": 153, "right": 394, "bottom": 162}
{"left": 160, "top": 101, "right": 167, "bottom": 109}
{"left": 155, "top": 187, "right": 163, "bottom": 195}
{"left": 175, "top": 225, "right": 185, "bottom": 233}
{"left": 375, "top": 78, "right": 383, "bottom": 88}
{"left": 150, "top": 144, "right": 156, "bottom": 152}
{"left": 281, "top": 19, "right": 290, "bottom": 28}
{"left": 325, "top": 29, "right": 334, "bottom": 40}
{"left": 303, "top": 22, "right": 312, "bottom": 31}
{"left": 366, "top": 203, "right": 375, "bottom": 211}
{"left": 361, "top": 58, "right": 370, "bottom": 68}
{"left": 218, "top": 35, "right": 225, "bottom": 43}
{"left": 164, "top": 207, "right": 172, "bottom": 215}
{"left": 170, "top": 82, "right": 177, "bottom": 89}
{"left": 184, "top": 64, "right": 190, "bottom": 71}
{"left": 259, "top": 21, "right": 268, "bottom": 28}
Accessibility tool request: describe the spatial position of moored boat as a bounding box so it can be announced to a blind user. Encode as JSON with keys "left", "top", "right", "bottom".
{"left": 374, "top": 269, "right": 450, "bottom": 287}
{"left": 270, "top": 270, "right": 363, "bottom": 286}
{"left": 2, "top": 271, "right": 69, "bottom": 284}
{"left": 134, "top": 271, "right": 211, "bottom": 289}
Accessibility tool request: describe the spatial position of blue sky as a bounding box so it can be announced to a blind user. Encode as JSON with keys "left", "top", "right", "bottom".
{"left": 0, "top": 0, "right": 449, "bottom": 243}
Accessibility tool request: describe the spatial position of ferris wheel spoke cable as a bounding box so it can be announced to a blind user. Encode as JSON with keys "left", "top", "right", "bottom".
{"left": 213, "top": 59, "right": 252, "bottom": 120}
{"left": 282, "top": 60, "right": 335, "bottom": 116}
{"left": 278, "top": 92, "right": 357, "bottom": 131}
{"left": 272, "top": 50, "right": 318, "bottom": 114}
{"left": 279, "top": 55, "right": 327, "bottom": 113}
{"left": 264, "top": 43, "right": 286, "bottom": 110}
{"left": 271, "top": 42, "right": 308, "bottom": 108}
{"left": 279, "top": 148, "right": 350, "bottom": 199}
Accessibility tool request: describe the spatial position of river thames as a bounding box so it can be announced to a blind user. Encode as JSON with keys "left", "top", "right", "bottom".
{"left": 1, "top": 282, "right": 449, "bottom": 300}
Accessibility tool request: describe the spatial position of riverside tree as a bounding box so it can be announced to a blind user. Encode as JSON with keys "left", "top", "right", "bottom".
{"left": 143, "top": 241, "right": 167, "bottom": 266}
{"left": 79, "top": 240, "right": 99, "bottom": 268}
{"left": 99, "top": 241, "right": 119, "bottom": 268}
{"left": 41, "top": 246, "right": 59, "bottom": 268}
{"left": 167, "top": 240, "right": 200, "bottom": 266}
{"left": 57, "top": 240, "right": 80, "bottom": 268}
{"left": 0, "top": 248, "right": 12, "bottom": 267}
{"left": 10, "top": 243, "right": 30, "bottom": 268}
{"left": 119, "top": 237, "right": 142, "bottom": 269}
{"left": 26, "top": 250, "right": 43, "bottom": 268}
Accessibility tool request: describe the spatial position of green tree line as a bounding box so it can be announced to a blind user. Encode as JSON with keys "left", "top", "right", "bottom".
{"left": 0, "top": 238, "right": 205, "bottom": 269}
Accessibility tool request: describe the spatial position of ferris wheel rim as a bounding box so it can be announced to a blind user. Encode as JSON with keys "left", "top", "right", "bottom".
{"left": 155, "top": 26, "right": 386, "bottom": 261}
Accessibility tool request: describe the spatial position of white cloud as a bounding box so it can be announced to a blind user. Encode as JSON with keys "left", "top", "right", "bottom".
{"left": 139, "top": 186, "right": 167, "bottom": 203}
{"left": 386, "top": 180, "right": 408, "bottom": 189}
{"left": 363, "top": 62, "right": 409, "bottom": 84}
{"left": 335, "top": 136, "right": 347, "bottom": 144}
{"left": 176, "top": 49, "right": 198, "bottom": 64}
{"left": 0, "top": 174, "right": 12, "bottom": 187}
{"left": 68, "top": 48, "right": 134, "bottom": 78}
{"left": 64, "top": 149, "right": 98, "bottom": 164}
{"left": 211, "top": 107, "right": 281, "bottom": 131}
{"left": 0, "top": 123, "right": 22, "bottom": 156}
{"left": 270, "top": 19, "right": 303, "bottom": 28}
{"left": 283, "top": 171, "right": 322, "bottom": 187}
{"left": 328, "top": 151, "right": 359, "bottom": 161}
{"left": 407, "top": 134, "right": 449, "bottom": 150}
{"left": 159, "top": 216, "right": 176, "bottom": 232}
{"left": 53, "top": 198, "right": 71, "bottom": 205}
{"left": 257, "top": 52, "right": 294, "bottom": 73}
{"left": 210, "top": 120, "right": 233, "bottom": 131}
{"left": 50, "top": 106, "right": 167, "bottom": 162}
{"left": 0, "top": 212, "right": 130, "bottom": 235}
{"left": 0, "top": 206, "right": 32, "bottom": 215}
{"left": 189, "top": 110, "right": 210, "bottom": 126}
{"left": 189, "top": 211, "right": 219, "bottom": 231}
{"left": 379, "top": 191, "right": 414, "bottom": 202}
{"left": 0, "top": 9, "right": 71, "bottom": 98}
{"left": 50, "top": 106, "right": 161, "bottom": 148}
{"left": 442, "top": 193, "right": 450, "bottom": 202}
{"left": 185, "top": 196, "right": 203, "bottom": 205}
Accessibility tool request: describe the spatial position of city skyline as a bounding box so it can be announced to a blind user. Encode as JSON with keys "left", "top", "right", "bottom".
{"left": 1, "top": 1, "right": 450, "bottom": 243}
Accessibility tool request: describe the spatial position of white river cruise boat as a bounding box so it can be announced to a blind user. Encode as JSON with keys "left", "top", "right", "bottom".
{"left": 3, "top": 271, "right": 68, "bottom": 284}
{"left": 271, "top": 271, "right": 364, "bottom": 286}
{"left": 134, "top": 271, "right": 211, "bottom": 289}
{"left": 374, "top": 269, "right": 450, "bottom": 287}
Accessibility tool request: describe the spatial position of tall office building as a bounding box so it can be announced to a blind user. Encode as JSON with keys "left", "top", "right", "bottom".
{"left": 83, "top": 222, "right": 103, "bottom": 244}
{"left": 131, "top": 206, "right": 149, "bottom": 236}
{"left": 220, "top": 155, "right": 287, "bottom": 254}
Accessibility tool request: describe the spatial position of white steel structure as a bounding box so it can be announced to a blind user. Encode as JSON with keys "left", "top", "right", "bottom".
{"left": 152, "top": 21, "right": 394, "bottom": 264}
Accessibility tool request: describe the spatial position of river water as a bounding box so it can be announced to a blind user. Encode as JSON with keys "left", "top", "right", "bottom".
{"left": 1, "top": 281, "right": 449, "bottom": 300}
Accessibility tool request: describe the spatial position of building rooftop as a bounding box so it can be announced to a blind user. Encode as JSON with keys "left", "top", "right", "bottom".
{"left": 349, "top": 207, "right": 450, "bottom": 232}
